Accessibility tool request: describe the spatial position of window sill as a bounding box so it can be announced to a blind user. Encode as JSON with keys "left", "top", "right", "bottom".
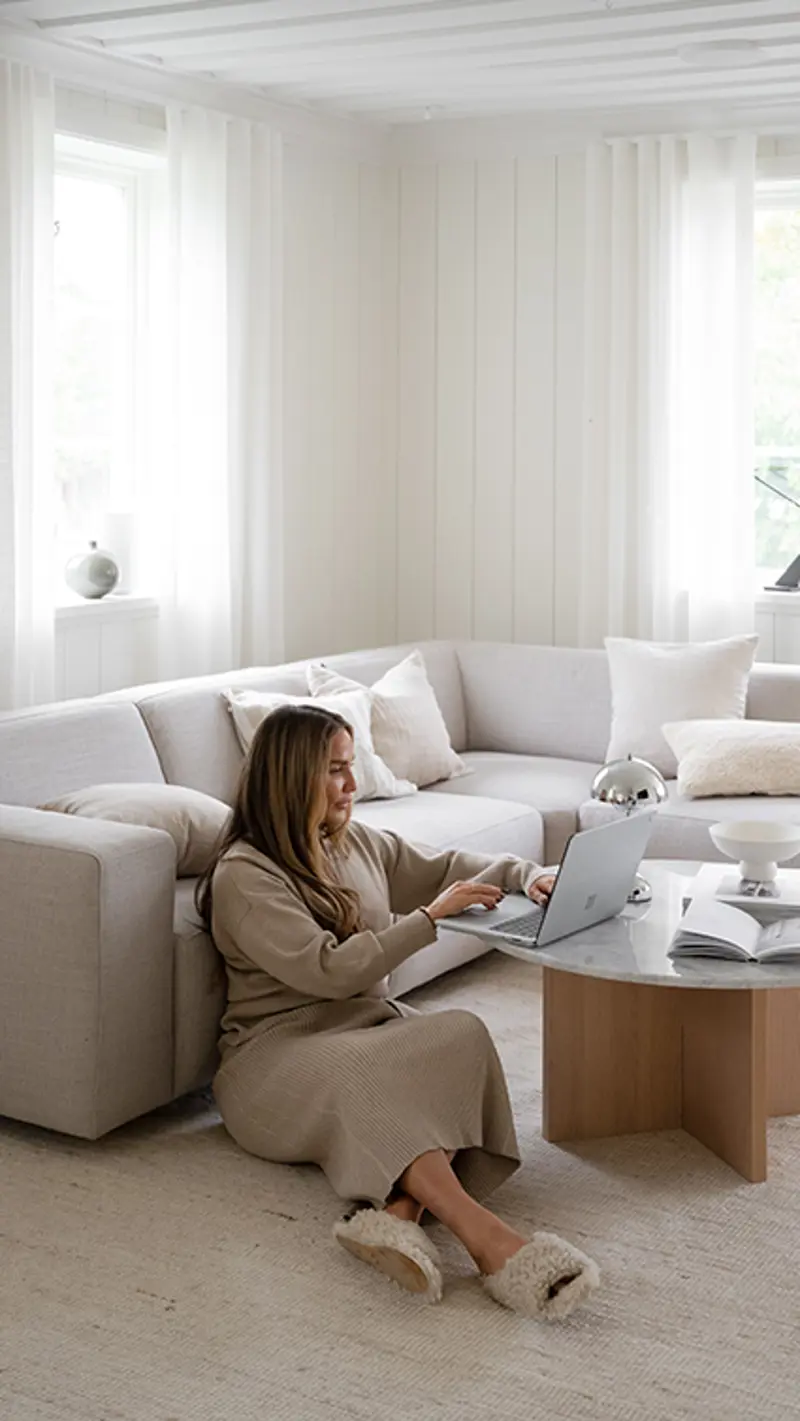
{"left": 755, "top": 588, "right": 800, "bottom": 615}
{"left": 54, "top": 593, "right": 159, "bottom": 623}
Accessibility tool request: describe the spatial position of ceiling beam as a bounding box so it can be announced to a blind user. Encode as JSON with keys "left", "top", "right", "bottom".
{"left": 0, "top": 18, "right": 387, "bottom": 152}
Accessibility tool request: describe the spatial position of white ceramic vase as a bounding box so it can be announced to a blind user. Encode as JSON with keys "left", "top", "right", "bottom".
{"left": 64, "top": 540, "right": 120, "bottom": 600}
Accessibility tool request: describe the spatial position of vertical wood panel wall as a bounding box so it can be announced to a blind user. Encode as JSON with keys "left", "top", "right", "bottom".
{"left": 389, "top": 152, "right": 589, "bottom": 649}
{"left": 282, "top": 149, "right": 596, "bottom": 659}
{"left": 282, "top": 143, "right": 394, "bottom": 660}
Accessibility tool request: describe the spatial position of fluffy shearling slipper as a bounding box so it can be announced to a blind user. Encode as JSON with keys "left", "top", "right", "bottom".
{"left": 483, "top": 1232, "right": 600, "bottom": 1321}
{"left": 333, "top": 1207, "right": 443, "bottom": 1303}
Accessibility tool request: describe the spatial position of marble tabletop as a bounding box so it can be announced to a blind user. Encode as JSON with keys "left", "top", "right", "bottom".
{"left": 496, "top": 860, "right": 800, "bottom": 990}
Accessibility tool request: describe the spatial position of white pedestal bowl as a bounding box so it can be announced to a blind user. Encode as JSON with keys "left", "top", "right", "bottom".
{"left": 709, "top": 819, "right": 800, "bottom": 889}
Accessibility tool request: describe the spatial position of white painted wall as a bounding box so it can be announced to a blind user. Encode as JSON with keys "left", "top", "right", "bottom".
{"left": 385, "top": 152, "right": 591, "bottom": 650}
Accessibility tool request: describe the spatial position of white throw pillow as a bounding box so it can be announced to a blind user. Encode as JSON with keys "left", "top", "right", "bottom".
{"left": 662, "top": 719, "right": 800, "bottom": 799}
{"left": 605, "top": 634, "right": 758, "bottom": 777}
{"left": 222, "top": 686, "right": 415, "bottom": 803}
{"left": 307, "top": 650, "right": 466, "bottom": 788}
{"left": 40, "top": 782, "right": 231, "bottom": 877}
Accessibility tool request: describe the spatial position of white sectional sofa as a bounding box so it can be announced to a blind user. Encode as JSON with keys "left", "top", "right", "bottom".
{"left": 2, "top": 638, "right": 799, "bottom": 1142}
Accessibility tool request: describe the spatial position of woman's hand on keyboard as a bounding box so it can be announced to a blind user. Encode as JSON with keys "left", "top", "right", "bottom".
{"left": 527, "top": 874, "right": 556, "bottom": 905}
{"left": 425, "top": 880, "right": 505, "bottom": 922}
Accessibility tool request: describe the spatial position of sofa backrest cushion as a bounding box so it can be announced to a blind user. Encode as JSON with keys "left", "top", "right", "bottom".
{"left": 0, "top": 701, "right": 165, "bottom": 807}
{"left": 746, "top": 663, "right": 800, "bottom": 722}
{"left": 456, "top": 642, "right": 613, "bottom": 763}
{"left": 134, "top": 667, "right": 308, "bottom": 805}
{"left": 132, "top": 642, "right": 466, "bottom": 805}
{"left": 457, "top": 642, "right": 800, "bottom": 766}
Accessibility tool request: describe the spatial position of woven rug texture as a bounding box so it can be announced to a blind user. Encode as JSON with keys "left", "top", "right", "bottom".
{"left": 2, "top": 954, "right": 799, "bottom": 1421}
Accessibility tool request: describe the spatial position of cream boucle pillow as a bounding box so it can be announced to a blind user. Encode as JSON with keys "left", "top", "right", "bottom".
{"left": 661, "top": 719, "right": 800, "bottom": 799}
{"left": 222, "top": 686, "right": 415, "bottom": 803}
{"left": 605, "top": 634, "right": 758, "bottom": 777}
{"left": 40, "top": 783, "right": 231, "bottom": 876}
{"left": 307, "top": 650, "right": 466, "bottom": 788}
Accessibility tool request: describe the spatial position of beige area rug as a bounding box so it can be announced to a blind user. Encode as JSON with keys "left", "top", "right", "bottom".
{"left": 3, "top": 954, "right": 800, "bottom": 1421}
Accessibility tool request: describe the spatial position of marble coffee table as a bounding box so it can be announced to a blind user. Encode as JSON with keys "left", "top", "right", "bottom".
{"left": 497, "top": 861, "right": 800, "bottom": 1183}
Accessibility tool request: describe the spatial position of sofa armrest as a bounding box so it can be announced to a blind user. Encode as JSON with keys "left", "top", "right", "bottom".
{"left": 0, "top": 806, "right": 177, "bottom": 1139}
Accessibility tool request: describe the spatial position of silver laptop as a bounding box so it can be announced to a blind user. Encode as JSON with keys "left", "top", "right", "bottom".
{"left": 444, "top": 811, "right": 655, "bottom": 949}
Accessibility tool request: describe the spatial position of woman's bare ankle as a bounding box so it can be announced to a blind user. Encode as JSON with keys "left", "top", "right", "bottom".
{"left": 463, "top": 1214, "right": 528, "bottom": 1277}
{"left": 384, "top": 1193, "right": 425, "bottom": 1225}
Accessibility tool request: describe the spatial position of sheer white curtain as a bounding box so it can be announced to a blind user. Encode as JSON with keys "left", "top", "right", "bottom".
{"left": 0, "top": 60, "right": 55, "bottom": 708}
{"left": 138, "top": 107, "right": 284, "bottom": 680}
{"left": 577, "top": 133, "right": 756, "bottom": 645}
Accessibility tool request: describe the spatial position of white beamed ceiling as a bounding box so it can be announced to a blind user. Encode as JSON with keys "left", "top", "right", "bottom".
{"left": 1, "top": 0, "right": 800, "bottom": 125}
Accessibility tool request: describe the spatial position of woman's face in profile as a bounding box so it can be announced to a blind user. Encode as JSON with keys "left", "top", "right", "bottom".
{"left": 323, "top": 728, "right": 357, "bottom": 833}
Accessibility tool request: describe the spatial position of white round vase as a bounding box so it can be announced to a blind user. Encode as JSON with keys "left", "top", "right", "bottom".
{"left": 64, "top": 540, "right": 120, "bottom": 600}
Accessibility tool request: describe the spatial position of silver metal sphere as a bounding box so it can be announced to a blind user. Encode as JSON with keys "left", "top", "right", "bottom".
{"left": 590, "top": 756, "right": 668, "bottom": 814}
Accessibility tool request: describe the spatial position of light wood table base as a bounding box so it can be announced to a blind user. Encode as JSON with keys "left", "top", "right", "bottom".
{"left": 542, "top": 968, "right": 800, "bottom": 1182}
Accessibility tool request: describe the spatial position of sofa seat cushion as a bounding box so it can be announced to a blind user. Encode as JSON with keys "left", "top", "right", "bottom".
{"left": 427, "top": 752, "right": 601, "bottom": 862}
{"left": 579, "top": 785, "right": 800, "bottom": 867}
{"left": 172, "top": 881, "right": 226, "bottom": 1097}
{"left": 352, "top": 789, "right": 544, "bottom": 864}
{"left": 386, "top": 927, "right": 493, "bottom": 1000}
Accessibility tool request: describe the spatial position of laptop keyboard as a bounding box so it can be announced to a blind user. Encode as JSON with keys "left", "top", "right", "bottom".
{"left": 487, "top": 903, "right": 545, "bottom": 943}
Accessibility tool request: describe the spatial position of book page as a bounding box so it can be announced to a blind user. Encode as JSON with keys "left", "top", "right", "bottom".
{"left": 674, "top": 898, "right": 762, "bottom": 954}
{"left": 755, "top": 917, "right": 800, "bottom": 959}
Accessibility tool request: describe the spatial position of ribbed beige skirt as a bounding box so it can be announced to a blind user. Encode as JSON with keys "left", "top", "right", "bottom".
{"left": 213, "top": 999, "right": 521, "bottom": 1208}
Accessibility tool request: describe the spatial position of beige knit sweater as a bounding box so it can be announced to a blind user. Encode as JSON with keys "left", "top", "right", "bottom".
{"left": 211, "top": 820, "right": 543, "bottom": 1051}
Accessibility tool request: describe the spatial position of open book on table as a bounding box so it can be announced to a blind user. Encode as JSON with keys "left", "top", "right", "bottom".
{"left": 669, "top": 897, "right": 800, "bottom": 963}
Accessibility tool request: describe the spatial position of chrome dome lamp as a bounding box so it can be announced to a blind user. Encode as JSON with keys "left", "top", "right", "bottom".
{"left": 590, "top": 755, "right": 668, "bottom": 903}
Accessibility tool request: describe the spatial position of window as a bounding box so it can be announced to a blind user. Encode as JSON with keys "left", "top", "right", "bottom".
{"left": 54, "top": 165, "right": 131, "bottom": 558}
{"left": 754, "top": 187, "right": 800, "bottom": 582}
{"left": 53, "top": 137, "right": 165, "bottom": 591}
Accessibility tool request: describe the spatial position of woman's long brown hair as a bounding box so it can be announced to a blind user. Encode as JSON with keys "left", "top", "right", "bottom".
{"left": 196, "top": 703, "right": 363, "bottom": 941}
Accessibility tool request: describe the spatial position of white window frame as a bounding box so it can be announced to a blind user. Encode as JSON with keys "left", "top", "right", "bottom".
{"left": 753, "top": 176, "right": 800, "bottom": 585}
{"left": 53, "top": 134, "right": 165, "bottom": 599}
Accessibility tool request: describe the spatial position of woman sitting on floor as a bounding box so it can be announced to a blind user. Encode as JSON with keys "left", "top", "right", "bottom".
{"left": 196, "top": 703, "right": 599, "bottom": 1321}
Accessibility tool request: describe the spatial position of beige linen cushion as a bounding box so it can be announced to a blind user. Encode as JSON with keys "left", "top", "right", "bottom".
{"left": 40, "top": 783, "right": 231, "bottom": 876}
{"left": 307, "top": 650, "right": 467, "bottom": 788}
{"left": 222, "top": 686, "right": 415, "bottom": 803}
{"left": 661, "top": 719, "right": 800, "bottom": 799}
{"left": 604, "top": 633, "right": 758, "bottom": 777}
